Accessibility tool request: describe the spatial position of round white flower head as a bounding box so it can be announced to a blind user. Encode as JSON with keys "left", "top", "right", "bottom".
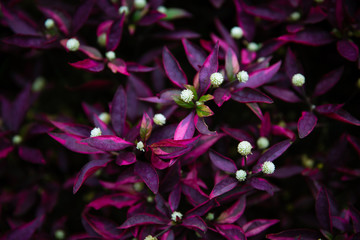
{"left": 44, "top": 18, "right": 55, "bottom": 29}
{"left": 257, "top": 137, "right": 269, "bottom": 150}
{"left": 230, "top": 26, "right": 244, "bottom": 39}
{"left": 290, "top": 11, "right": 301, "bottom": 21}
{"left": 32, "top": 76, "right": 46, "bottom": 92}
{"left": 146, "top": 196, "right": 154, "bottom": 203}
{"left": 262, "top": 161, "right": 275, "bottom": 174}
{"left": 157, "top": 6, "right": 167, "bottom": 14}
{"left": 235, "top": 169, "right": 247, "bottom": 182}
{"left": 237, "top": 141, "right": 252, "bottom": 156}
{"left": 98, "top": 112, "right": 111, "bottom": 124}
{"left": 210, "top": 72, "right": 224, "bottom": 87}
{"left": 153, "top": 113, "right": 166, "bottom": 126}
{"left": 206, "top": 212, "right": 215, "bottom": 221}
{"left": 292, "top": 73, "right": 305, "bottom": 87}
{"left": 12, "top": 135, "right": 23, "bottom": 145}
{"left": 237, "top": 70, "right": 249, "bottom": 83}
{"left": 66, "top": 38, "right": 80, "bottom": 51}
{"left": 144, "top": 235, "right": 158, "bottom": 240}
{"left": 171, "top": 211, "right": 183, "bottom": 222}
{"left": 134, "top": 0, "right": 147, "bottom": 9}
{"left": 90, "top": 127, "right": 102, "bottom": 137}
{"left": 133, "top": 182, "right": 144, "bottom": 192}
{"left": 247, "top": 42, "right": 259, "bottom": 52}
{"left": 97, "top": 33, "right": 107, "bottom": 47}
{"left": 136, "top": 141, "right": 145, "bottom": 152}
{"left": 118, "top": 6, "right": 129, "bottom": 15}
{"left": 180, "top": 89, "right": 194, "bottom": 103}
{"left": 105, "top": 51, "right": 116, "bottom": 61}
{"left": 54, "top": 229, "right": 65, "bottom": 240}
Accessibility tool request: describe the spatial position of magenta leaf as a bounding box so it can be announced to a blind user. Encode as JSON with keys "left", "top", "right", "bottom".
{"left": 249, "top": 177, "right": 278, "bottom": 195}
{"left": 119, "top": 214, "right": 167, "bottom": 229}
{"left": 243, "top": 219, "right": 279, "bottom": 237}
{"left": 217, "top": 196, "right": 246, "bottom": 224}
{"left": 83, "top": 213, "right": 122, "bottom": 239}
{"left": 198, "top": 42, "right": 219, "bottom": 95}
{"left": 78, "top": 45, "right": 103, "bottom": 60}
{"left": 285, "top": 48, "right": 304, "bottom": 80}
{"left": 69, "top": 59, "right": 105, "bottom": 72}
{"left": 297, "top": 111, "right": 317, "bottom": 139}
{"left": 106, "top": 15, "right": 125, "bottom": 51}
{"left": 234, "top": 0, "right": 255, "bottom": 41}
{"left": 316, "top": 187, "right": 333, "bottom": 232}
{"left": 225, "top": 48, "right": 240, "bottom": 81}
{"left": 134, "top": 161, "right": 159, "bottom": 194}
{"left": 231, "top": 88, "right": 273, "bottom": 103}
{"left": 316, "top": 104, "right": 360, "bottom": 126}
{"left": 267, "top": 229, "right": 322, "bottom": 239}
{"left": 182, "top": 216, "right": 207, "bottom": 232}
{"left": 349, "top": 206, "right": 360, "bottom": 232}
{"left": 313, "top": 66, "right": 344, "bottom": 97}
{"left": 0, "top": 139, "right": 14, "bottom": 159}
{"left": 111, "top": 86, "right": 127, "bottom": 137}
{"left": 169, "top": 184, "right": 181, "bottom": 211}
{"left": 154, "top": 30, "right": 200, "bottom": 40}
{"left": 215, "top": 224, "right": 246, "bottom": 240}
{"left": 194, "top": 116, "right": 217, "bottom": 135}
{"left": 3, "top": 35, "right": 56, "bottom": 48}
{"left": 240, "top": 61, "right": 281, "bottom": 89}
{"left": 263, "top": 86, "right": 302, "bottom": 103}
{"left": 81, "top": 136, "right": 133, "bottom": 151}
{"left": 221, "top": 126, "right": 253, "bottom": 143}
{"left": 174, "top": 111, "right": 195, "bottom": 140}
{"left": 162, "top": 47, "right": 188, "bottom": 88}
{"left": 39, "top": 7, "right": 71, "bottom": 35}
{"left": 18, "top": 146, "right": 46, "bottom": 164}
{"left": 182, "top": 38, "right": 207, "bottom": 71}
{"left": 150, "top": 137, "right": 198, "bottom": 159}
{"left": 214, "top": 18, "right": 238, "bottom": 53}
{"left": 138, "top": 11, "right": 166, "bottom": 26}
{"left": 278, "top": 28, "right": 335, "bottom": 46}
{"left": 209, "top": 149, "right": 237, "bottom": 173}
{"left": 116, "top": 151, "right": 136, "bottom": 166}
{"left": 210, "top": 176, "right": 238, "bottom": 199}
{"left": 4, "top": 215, "right": 44, "bottom": 240}
{"left": 337, "top": 39, "right": 359, "bottom": 62}
{"left": 213, "top": 87, "right": 231, "bottom": 107}
{"left": 107, "top": 58, "right": 129, "bottom": 75}
{"left": 246, "top": 103, "right": 264, "bottom": 120}
{"left": 257, "top": 139, "right": 292, "bottom": 165}
{"left": 50, "top": 120, "right": 92, "bottom": 138}
{"left": 71, "top": 0, "right": 96, "bottom": 34}
{"left": 87, "top": 193, "right": 139, "bottom": 210}
{"left": 140, "top": 113, "right": 153, "bottom": 142}
{"left": 73, "top": 158, "right": 112, "bottom": 193}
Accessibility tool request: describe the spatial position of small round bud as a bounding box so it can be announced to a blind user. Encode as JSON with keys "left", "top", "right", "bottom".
{"left": 262, "top": 161, "right": 275, "bottom": 174}
{"left": 153, "top": 113, "right": 166, "bottom": 126}
{"left": 12, "top": 135, "right": 23, "bottom": 145}
{"left": 292, "top": 73, "right": 305, "bottom": 87}
{"left": 32, "top": 76, "right": 46, "bottom": 92}
{"left": 206, "top": 212, "right": 215, "bottom": 221}
{"left": 105, "top": 51, "right": 116, "bottom": 61}
{"left": 210, "top": 72, "right": 224, "bottom": 87}
{"left": 118, "top": 6, "right": 129, "bottom": 15}
{"left": 66, "top": 38, "right": 80, "bottom": 52}
{"left": 44, "top": 18, "right": 55, "bottom": 29}
{"left": 146, "top": 196, "right": 154, "bottom": 203}
{"left": 98, "top": 112, "right": 111, "bottom": 124}
{"left": 290, "top": 11, "right": 301, "bottom": 21}
{"left": 134, "top": 0, "right": 147, "bottom": 9}
{"left": 230, "top": 26, "right": 244, "bottom": 39}
{"left": 237, "top": 141, "right": 252, "bottom": 156}
{"left": 144, "top": 235, "right": 158, "bottom": 240}
{"left": 90, "top": 127, "right": 102, "bottom": 137}
{"left": 54, "top": 229, "right": 65, "bottom": 240}
{"left": 171, "top": 211, "right": 183, "bottom": 222}
{"left": 133, "top": 182, "right": 144, "bottom": 192}
{"left": 314, "top": 0, "right": 324, "bottom": 3}
{"left": 157, "top": 6, "right": 167, "bottom": 14}
{"left": 237, "top": 70, "right": 249, "bottom": 83}
{"left": 180, "top": 89, "right": 194, "bottom": 103}
{"left": 97, "top": 33, "right": 107, "bottom": 47}
{"left": 136, "top": 141, "right": 145, "bottom": 152}
{"left": 247, "top": 42, "right": 260, "bottom": 52}
{"left": 257, "top": 137, "right": 269, "bottom": 150}
{"left": 235, "top": 169, "right": 247, "bottom": 182}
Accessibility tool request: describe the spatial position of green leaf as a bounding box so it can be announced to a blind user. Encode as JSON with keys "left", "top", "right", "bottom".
{"left": 173, "top": 95, "right": 195, "bottom": 109}
{"left": 198, "top": 94, "right": 214, "bottom": 103}
{"left": 184, "top": 85, "right": 198, "bottom": 101}
{"left": 162, "top": 8, "right": 191, "bottom": 21}
{"left": 196, "top": 104, "right": 214, "bottom": 117}
{"left": 140, "top": 113, "right": 152, "bottom": 141}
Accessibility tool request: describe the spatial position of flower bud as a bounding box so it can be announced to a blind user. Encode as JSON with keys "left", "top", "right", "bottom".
{"left": 32, "top": 76, "right": 46, "bottom": 92}
{"left": 237, "top": 70, "right": 249, "bottom": 83}
{"left": 237, "top": 141, "right": 252, "bottom": 156}
{"left": 290, "top": 11, "right": 301, "bottom": 21}
{"left": 66, "top": 38, "right": 80, "bottom": 52}
{"left": 133, "top": 182, "right": 144, "bottom": 192}
{"left": 90, "top": 127, "right": 102, "bottom": 137}
{"left": 134, "top": 0, "right": 147, "bottom": 9}
{"left": 98, "top": 112, "right": 111, "bottom": 124}
{"left": 180, "top": 89, "right": 194, "bottom": 103}
{"left": 97, "top": 33, "right": 107, "bottom": 47}
{"left": 247, "top": 42, "right": 260, "bottom": 52}
{"left": 153, "top": 113, "right": 166, "bottom": 126}
{"left": 54, "top": 229, "right": 65, "bottom": 240}
{"left": 257, "top": 137, "right": 269, "bottom": 150}
{"left": 210, "top": 72, "right": 224, "bottom": 87}
{"left": 12, "top": 135, "right": 23, "bottom": 145}
{"left": 292, "top": 73, "right": 305, "bottom": 87}
{"left": 230, "top": 26, "right": 244, "bottom": 39}
{"left": 262, "top": 161, "right": 275, "bottom": 174}
{"left": 157, "top": 6, "right": 167, "bottom": 14}
{"left": 44, "top": 18, "right": 55, "bottom": 29}
{"left": 235, "top": 169, "right": 247, "bottom": 182}
{"left": 136, "top": 141, "right": 145, "bottom": 151}
{"left": 118, "top": 6, "right": 129, "bottom": 15}
{"left": 105, "top": 51, "right": 116, "bottom": 61}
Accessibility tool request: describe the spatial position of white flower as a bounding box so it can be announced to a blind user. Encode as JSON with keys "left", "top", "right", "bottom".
{"left": 257, "top": 137, "right": 269, "bottom": 150}
{"left": 98, "top": 112, "right": 111, "bottom": 124}
{"left": 118, "top": 6, "right": 129, "bottom": 15}
{"left": 153, "top": 113, "right": 166, "bottom": 126}
{"left": 290, "top": 11, "right": 301, "bottom": 21}
{"left": 44, "top": 18, "right": 55, "bottom": 29}
{"left": 210, "top": 72, "right": 224, "bottom": 87}
{"left": 134, "top": 0, "right": 147, "bottom": 9}
{"left": 97, "top": 33, "right": 107, "bottom": 47}
{"left": 12, "top": 135, "right": 22, "bottom": 145}
{"left": 180, "top": 89, "right": 194, "bottom": 103}
{"left": 66, "top": 38, "right": 80, "bottom": 52}
{"left": 230, "top": 26, "right": 244, "bottom": 39}
{"left": 136, "top": 141, "right": 145, "bottom": 152}
{"left": 32, "top": 76, "right": 46, "bottom": 92}
{"left": 144, "top": 235, "right": 158, "bottom": 240}
{"left": 90, "top": 127, "right": 102, "bottom": 137}
{"left": 105, "top": 51, "right": 116, "bottom": 61}
{"left": 235, "top": 169, "right": 247, "bottom": 182}
{"left": 237, "top": 141, "right": 252, "bottom": 156}
{"left": 171, "top": 211, "right": 183, "bottom": 222}
{"left": 262, "top": 161, "right": 275, "bottom": 174}
{"left": 247, "top": 42, "right": 260, "bottom": 52}
{"left": 292, "top": 73, "right": 305, "bottom": 87}
{"left": 157, "top": 6, "right": 167, "bottom": 14}
{"left": 237, "top": 70, "right": 249, "bottom": 83}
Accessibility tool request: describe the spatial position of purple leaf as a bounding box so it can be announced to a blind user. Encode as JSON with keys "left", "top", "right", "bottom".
{"left": 285, "top": 48, "right": 304, "bottom": 80}
{"left": 2, "top": 6, "right": 39, "bottom": 36}
{"left": 263, "top": 86, "right": 302, "bottom": 103}
{"left": 221, "top": 127, "right": 253, "bottom": 143}
{"left": 182, "top": 38, "right": 207, "bottom": 71}
{"left": 81, "top": 136, "right": 133, "bottom": 151}
{"left": 231, "top": 88, "right": 273, "bottom": 103}
{"left": 69, "top": 59, "right": 105, "bottom": 72}
{"left": 126, "top": 62, "right": 155, "bottom": 72}
{"left": 234, "top": 0, "right": 256, "bottom": 41}
{"left": 278, "top": 29, "right": 335, "bottom": 46}
{"left": 119, "top": 214, "right": 167, "bottom": 229}
{"left": 298, "top": 111, "right": 317, "bottom": 139}
{"left": 78, "top": 45, "right": 103, "bottom": 60}
{"left": 88, "top": 193, "right": 139, "bottom": 210}
{"left": 0, "top": 139, "right": 14, "bottom": 159}
{"left": 316, "top": 104, "right": 360, "bottom": 126}
{"left": 209, "top": 150, "right": 237, "bottom": 173}
{"left": 115, "top": 152, "right": 136, "bottom": 166}
{"left": 106, "top": 15, "right": 125, "bottom": 51}
{"left": 194, "top": 116, "right": 217, "bottom": 135}
{"left": 316, "top": 187, "right": 333, "bottom": 232}
{"left": 39, "top": 7, "right": 71, "bottom": 35}
{"left": 246, "top": 103, "right": 264, "bottom": 120}
{"left": 134, "top": 161, "right": 159, "bottom": 194}
{"left": 215, "top": 224, "right": 246, "bottom": 240}
{"left": 182, "top": 216, "right": 207, "bottom": 232}
{"left": 214, "top": 19, "right": 238, "bottom": 53}
{"left": 337, "top": 40, "right": 359, "bottom": 62}
{"left": 73, "top": 158, "right": 112, "bottom": 194}
{"left": 248, "top": 178, "right": 278, "bottom": 196}
{"left": 243, "top": 219, "right": 279, "bottom": 237}
{"left": 107, "top": 58, "right": 129, "bottom": 75}
{"left": 18, "top": 146, "right": 46, "bottom": 164}
{"left": 174, "top": 111, "right": 195, "bottom": 140}
{"left": 347, "top": 135, "right": 360, "bottom": 158}
{"left": 72, "top": 0, "right": 96, "bottom": 34}
{"left": 4, "top": 215, "right": 44, "bottom": 240}
{"left": 183, "top": 134, "right": 224, "bottom": 163}
{"left": 240, "top": 61, "right": 282, "bottom": 89}
{"left": 210, "top": 0, "right": 226, "bottom": 8}
{"left": 50, "top": 120, "right": 92, "bottom": 138}
{"left": 243, "top": 4, "right": 288, "bottom": 21}
{"left": 138, "top": 11, "right": 166, "bottom": 26}
{"left": 150, "top": 137, "right": 199, "bottom": 159}
{"left": 349, "top": 206, "right": 360, "bottom": 232}
{"left": 313, "top": 66, "right": 344, "bottom": 97}
{"left": 214, "top": 88, "right": 231, "bottom": 107}
{"left": 198, "top": 42, "right": 219, "bottom": 95}
{"left": 169, "top": 184, "right": 181, "bottom": 211}
{"left": 111, "top": 86, "right": 127, "bottom": 137}
{"left": 257, "top": 139, "right": 292, "bottom": 165}
{"left": 2, "top": 35, "right": 56, "bottom": 49}
{"left": 272, "top": 166, "right": 304, "bottom": 178}
{"left": 154, "top": 30, "right": 200, "bottom": 40}
{"left": 217, "top": 196, "right": 246, "bottom": 224}
{"left": 162, "top": 47, "right": 188, "bottom": 88}
{"left": 267, "top": 229, "right": 322, "bottom": 240}
{"left": 83, "top": 213, "right": 122, "bottom": 239}
{"left": 210, "top": 176, "right": 238, "bottom": 199}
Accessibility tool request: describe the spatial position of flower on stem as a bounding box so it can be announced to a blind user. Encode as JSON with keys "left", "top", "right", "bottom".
{"left": 90, "top": 127, "right": 102, "bottom": 137}
{"left": 292, "top": 73, "right": 305, "bottom": 87}
{"left": 105, "top": 51, "right": 116, "bottom": 61}
{"left": 230, "top": 26, "right": 244, "bottom": 39}
{"left": 237, "top": 70, "right": 249, "bottom": 83}
{"left": 257, "top": 137, "right": 269, "bottom": 150}
{"left": 153, "top": 113, "right": 166, "bottom": 126}
{"left": 262, "top": 161, "right": 275, "bottom": 174}
{"left": 136, "top": 141, "right": 145, "bottom": 151}
{"left": 171, "top": 211, "right": 183, "bottom": 223}
{"left": 237, "top": 141, "right": 252, "bottom": 156}
{"left": 235, "top": 169, "right": 247, "bottom": 182}
{"left": 44, "top": 18, "right": 55, "bottom": 29}
{"left": 180, "top": 89, "right": 194, "bottom": 103}
{"left": 210, "top": 72, "right": 224, "bottom": 87}
{"left": 66, "top": 38, "right": 80, "bottom": 51}
{"left": 98, "top": 112, "right": 111, "bottom": 124}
